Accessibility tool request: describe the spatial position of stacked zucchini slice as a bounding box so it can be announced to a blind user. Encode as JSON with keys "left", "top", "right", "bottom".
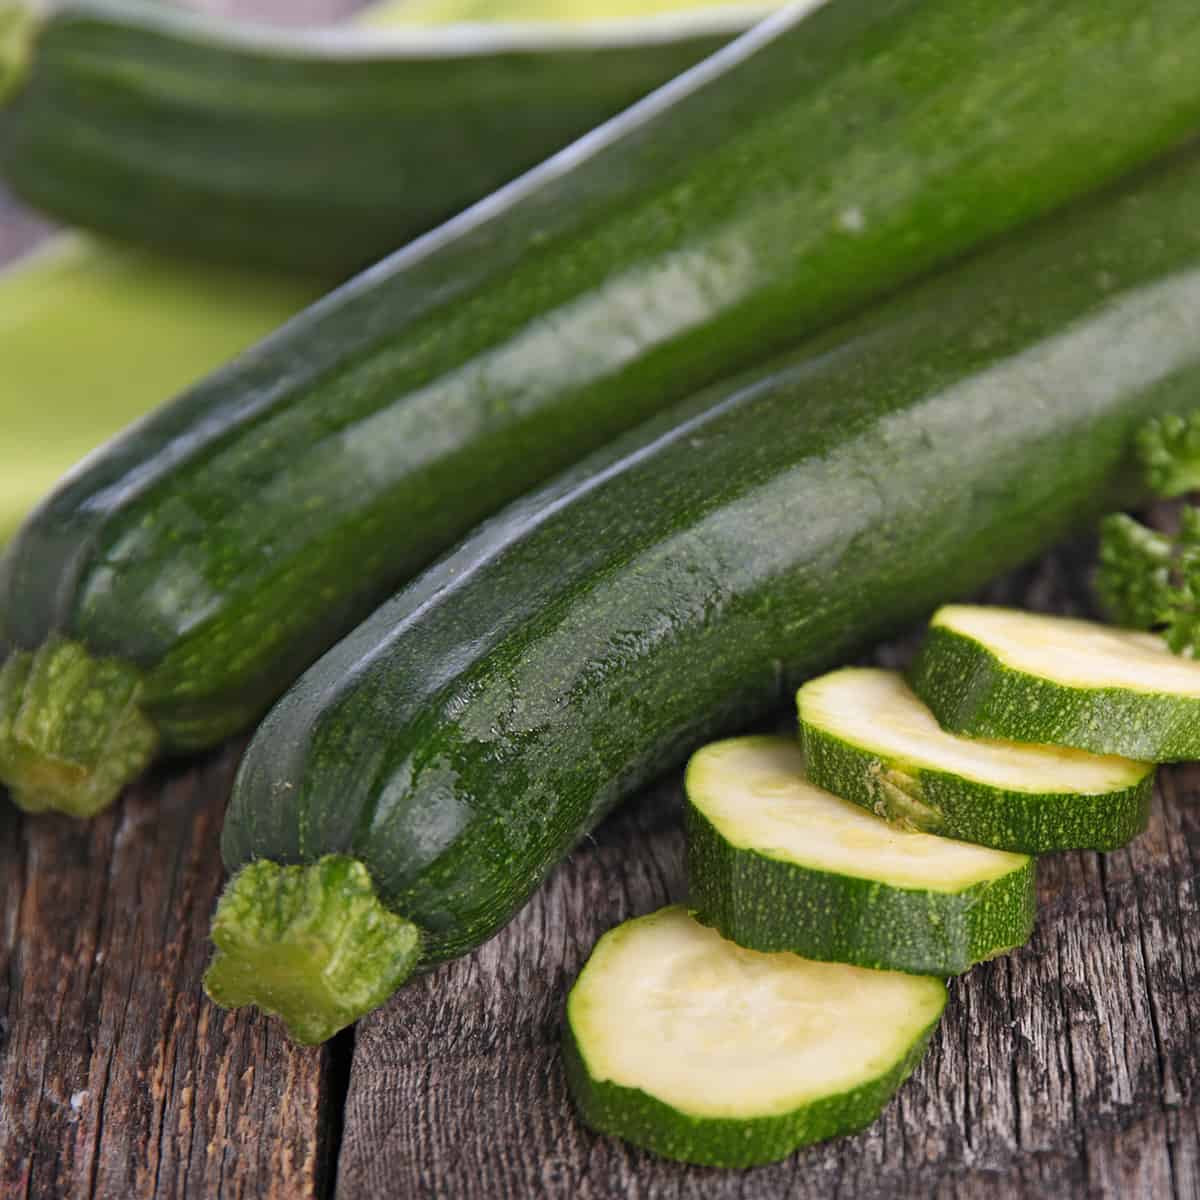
{"left": 566, "top": 604, "right": 1200, "bottom": 1167}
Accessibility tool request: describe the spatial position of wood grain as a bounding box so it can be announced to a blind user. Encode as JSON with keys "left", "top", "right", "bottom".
{"left": 335, "top": 554, "right": 1200, "bottom": 1200}
{"left": 0, "top": 745, "right": 337, "bottom": 1199}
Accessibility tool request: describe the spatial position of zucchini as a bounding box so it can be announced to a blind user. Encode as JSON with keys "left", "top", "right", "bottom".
{"left": 0, "top": 0, "right": 770, "bottom": 274}
{"left": 911, "top": 605, "right": 1200, "bottom": 762}
{"left": 563, "top": 906, "right": 947, "bottom": 1167}
{"left": 206, "top": 145, "right": 1200, "bottom": 1044}
{"left": 8, "top": 0, "right": 1200, "bottom": 820}
{"left": 0, "top": 233, "right": 317, "bottom": 548}
{"left": 798, "top": 668, "right": 1154, "bottom": 852}
{"left": 685, "top": 737, "right": 1036, "bottom": 975}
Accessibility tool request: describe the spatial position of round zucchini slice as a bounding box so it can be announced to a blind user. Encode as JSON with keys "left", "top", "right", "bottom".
{"left": 798, "top": 667, "right": 1154, "bottom": 852}
{"left": 564, "top": 905, "right": 946, "bottom": 1167}
{"left": 911, "top": 605, "right": 1200, "bottom": 761}
{"left": 685, "top": 737, "right": 1036, "bottom": 975}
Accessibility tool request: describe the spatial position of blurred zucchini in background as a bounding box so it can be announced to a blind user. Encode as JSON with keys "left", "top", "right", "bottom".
{"left": 5, "top": 0, "right": 1200, "bottom": 820}
{"left": 0, "top": 0, "right": 775, "bottom": 274}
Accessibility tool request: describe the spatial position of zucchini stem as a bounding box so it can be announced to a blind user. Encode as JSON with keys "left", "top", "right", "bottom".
{"left": 0, "top": 3, "right": 36, "bottom": 106}
{"left": 204, "top": 856, "right": 422, "bottom": 1045}
{"left": 0, "top": 639, "right": 160, "bottom": 818}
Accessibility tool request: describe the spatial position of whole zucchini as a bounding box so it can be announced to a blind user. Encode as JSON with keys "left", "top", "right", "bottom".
{"left": 207, "top": 146, "right": 1200, "bottom": 1044}
{"left": 0, "top": 0, "right": 770, "bottom": 275}
{"left": 5, "top": 0, "right": 1200, "bottom": 820}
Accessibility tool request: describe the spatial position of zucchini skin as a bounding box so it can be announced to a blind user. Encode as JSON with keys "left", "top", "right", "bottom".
{"left": 911, "top": 624, "right": 1200, "bottom": 763}
{"left": 221, "top": 145, "right": 1200, "bottom": 977}
{"left": 0, "top": 2, "right": 753, "bottom": 275}
{"left": 8, "top": 0, "right": 1200, "bottom": 805}
{"left": 686, "top": 792, "right": 1036, "bottom": 976}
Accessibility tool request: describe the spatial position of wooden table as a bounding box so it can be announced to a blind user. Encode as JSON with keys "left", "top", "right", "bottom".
{"left": 2, "top": 5, "right": 1198, "bottom": 1194}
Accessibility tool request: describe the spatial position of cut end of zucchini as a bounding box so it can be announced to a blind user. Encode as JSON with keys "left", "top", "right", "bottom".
{"left": 0, "top": 641, "right": 160, "bottom": 818}
{"left": 204, "top": 856, "right": 422, "bottom": 1046}
{"left": 0, "top": 3, "right": 36, "bottom": 106}
{"left": 565, "top": 906, "right": 945, "bottom": 1167}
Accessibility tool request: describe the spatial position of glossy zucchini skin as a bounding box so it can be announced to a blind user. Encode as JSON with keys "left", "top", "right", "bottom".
{"left": 6, "top": 0, "right": 1200, "bottom": 803}
{"left": 0, "top": 1, "right": 760, "bottom": 275}
{"left": 220, "top": 145, "right": 1200, "bottom": 994}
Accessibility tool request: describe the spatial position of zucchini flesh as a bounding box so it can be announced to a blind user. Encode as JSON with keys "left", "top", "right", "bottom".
{"left": 0, "top": 0, "right": 761, "bottom": 275}
{"left": 911, "top": 605, "right": 1200, "bottom": 762}
{"left": 207, "top": 146, "right": 1200, "bottom": 1044}
{"left": 799, "top": 668, "right": 1154, "bottom": 852}
{"left": 685, "top": 738, "right": 1036, "bottom": 975}
{"left": 9, "top": 0, "right": 1200, "bottom": 820}
{"left": 563, "top": 906, "right": 947, "bottom": 1167}
{"left": 0, "top": 233, "right": 317, "bottom": 549}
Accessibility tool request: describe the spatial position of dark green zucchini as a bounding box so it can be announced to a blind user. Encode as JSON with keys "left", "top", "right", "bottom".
{"left": 207, "top": 145, "right": 1200, "bottom": 1044}
{"left": 0, "top": 0, "right": 767, "bottom": 275}
{"left": 6, "top": 0, "right": 1200, "bottom": 820}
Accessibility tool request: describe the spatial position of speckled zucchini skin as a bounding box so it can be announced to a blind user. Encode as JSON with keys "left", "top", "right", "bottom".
{"left": 8, "top": 0, "right": 1200, "bottom": 761}
{"left": 800, "top": 713, "right": 1154, "bottom": 853}
{"left": 910, "top": 624, "right": 1200, "bottom": 763}
{"left": 0, "top": 1, "right": 752, "bottom": 275}
{"left": 685, "top": 801, "right": 1036, "bottom": 976}
{"left": 562, "top": 1001, "right": 943, "bottom": 1168}
{"left": 222, "top": 144, "right": 1200, "bottom": 969}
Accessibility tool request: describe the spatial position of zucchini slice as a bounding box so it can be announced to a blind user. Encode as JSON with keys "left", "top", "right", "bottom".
{"left": 564, "top": 906, "right": 947, "bottom": 1167}
{"left": 911, "top": 605, "right": 1200, "bottom": 762}
{"left": 798, "top": 668, "right": 1154, "bottom": 852}
{"left": 685, "top": 738, "right": 1036, "bottom": 975}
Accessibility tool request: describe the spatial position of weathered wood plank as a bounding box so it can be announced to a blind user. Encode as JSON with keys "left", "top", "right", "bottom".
{"left": 335, "top": 549, "right": 1200, "bottom": 1199}
{"left": 0, "top": 746, "right": 336, "bottom": 1199}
